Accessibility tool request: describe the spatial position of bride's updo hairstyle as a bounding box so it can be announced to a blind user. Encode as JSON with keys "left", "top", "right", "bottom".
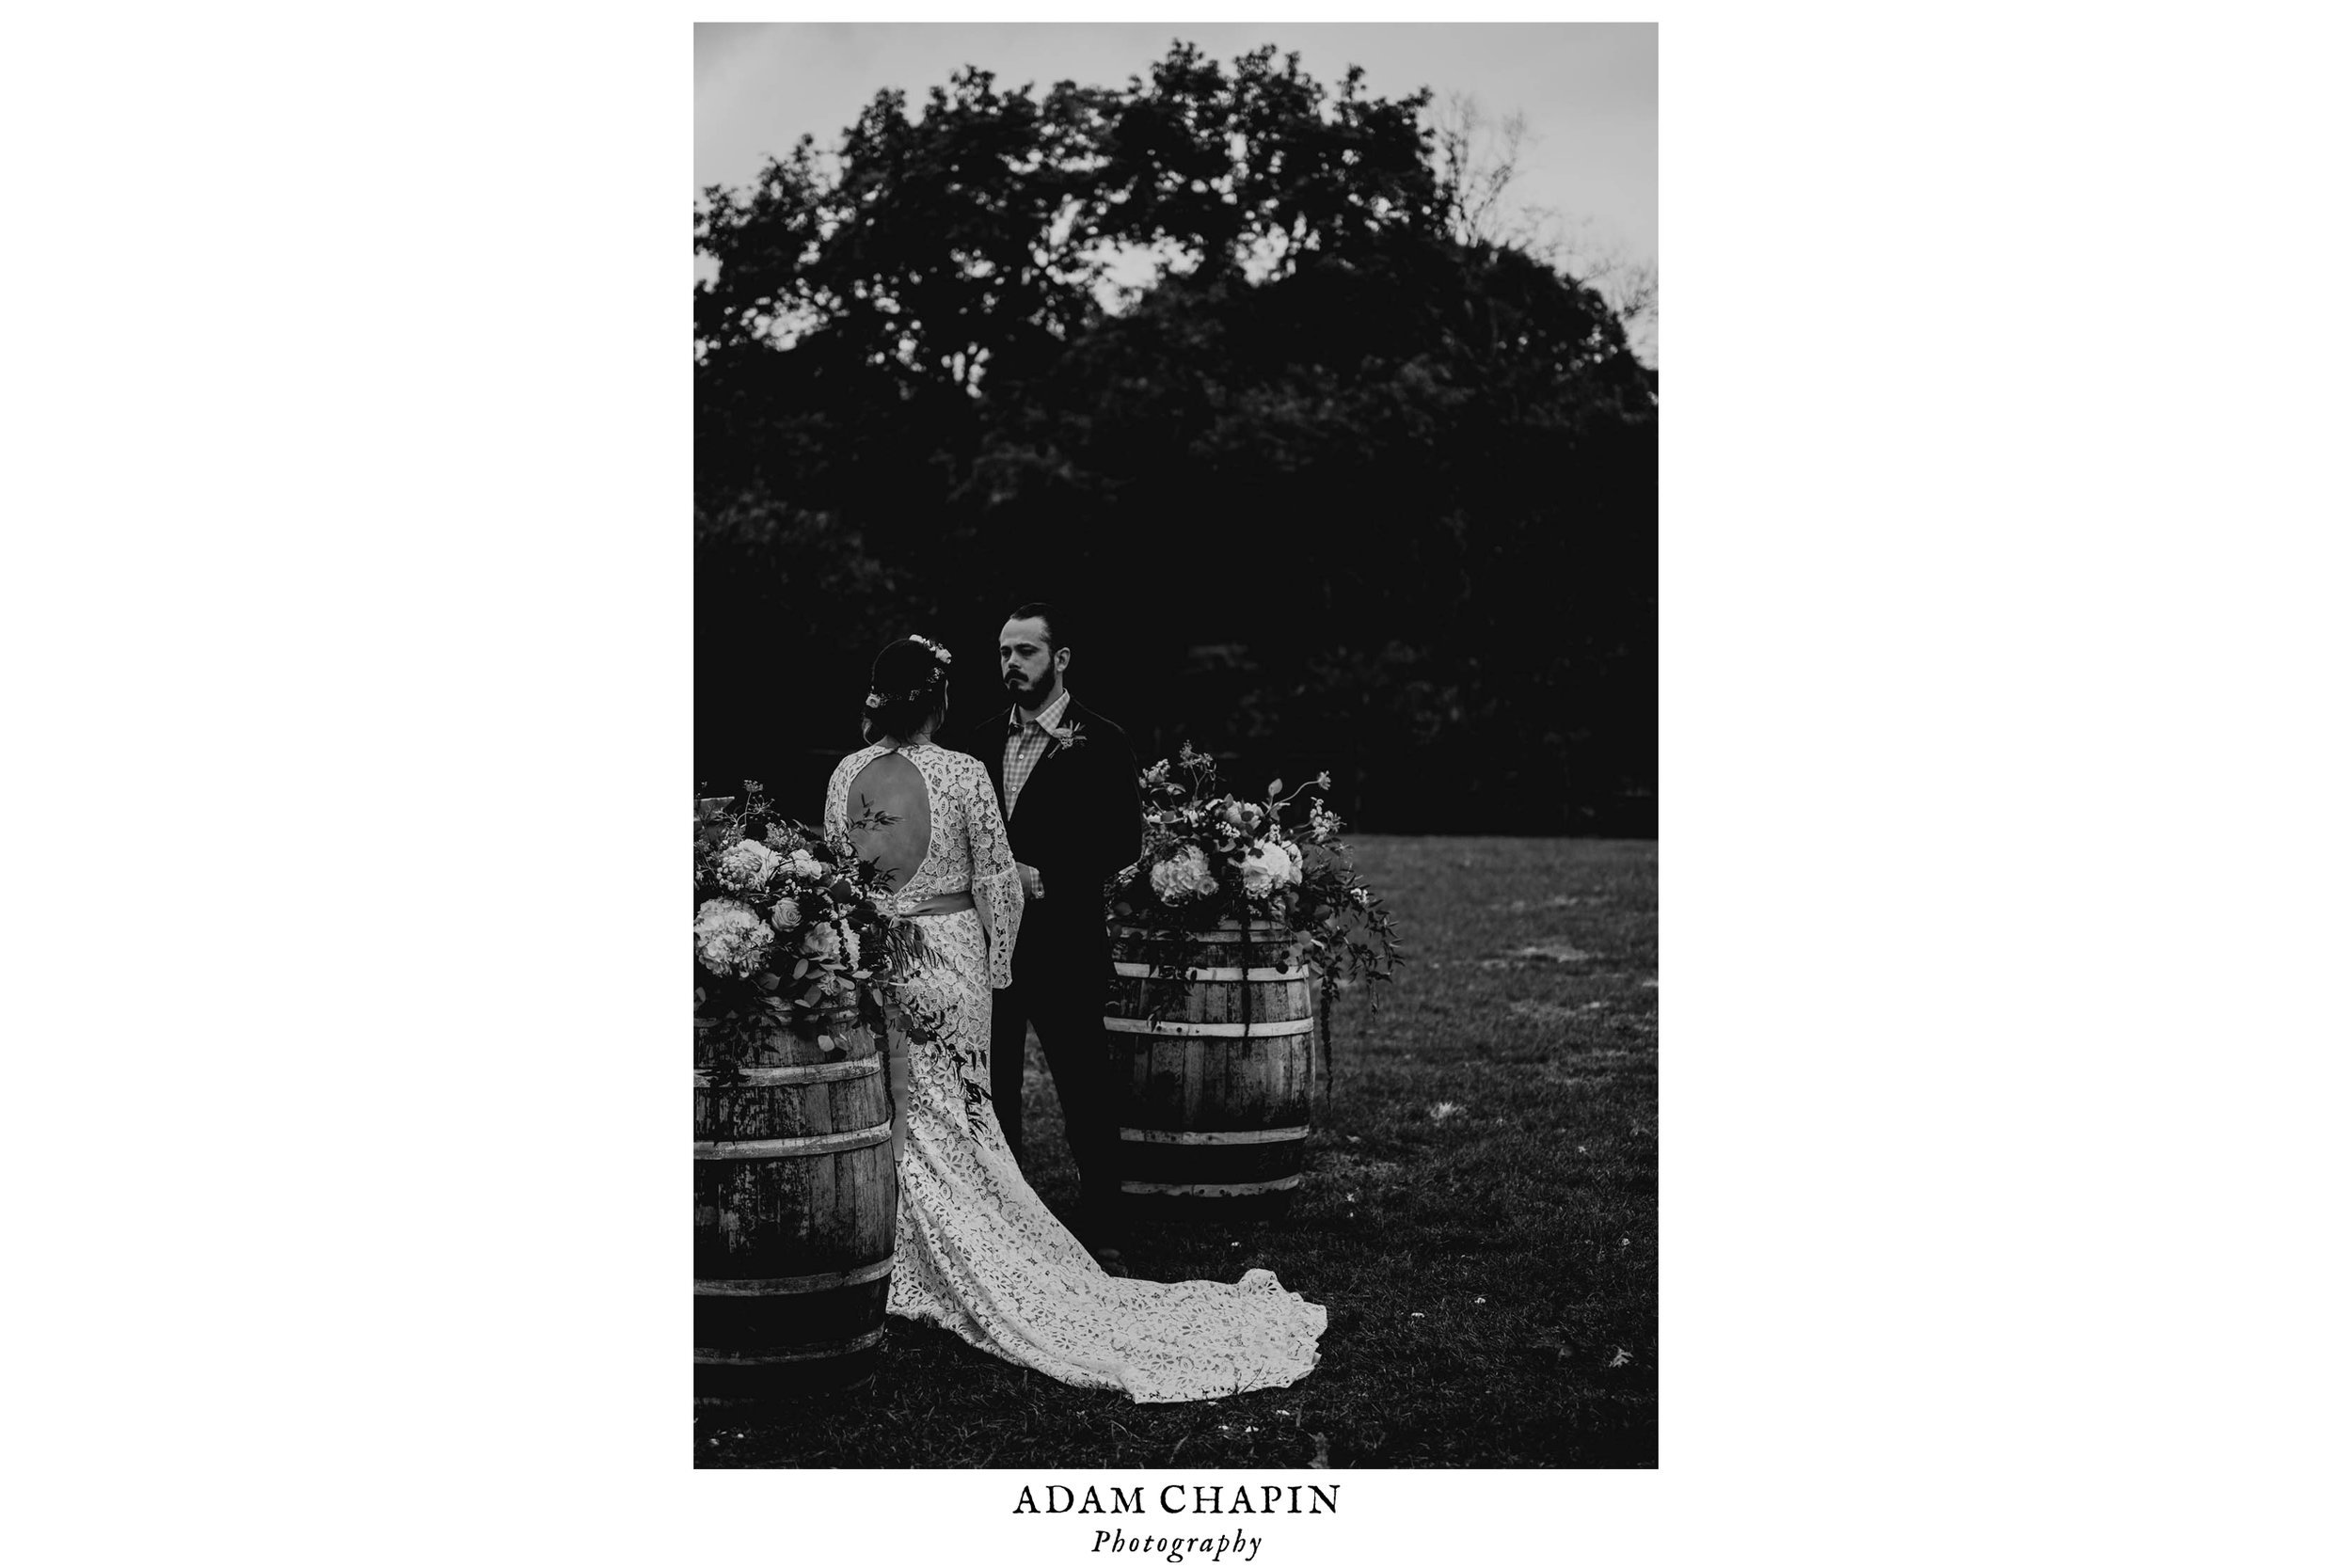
{"left": 861, "top": 634, "right": 953, "bottom": 743}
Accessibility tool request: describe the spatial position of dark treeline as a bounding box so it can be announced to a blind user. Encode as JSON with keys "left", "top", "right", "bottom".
{"left": 696, "top": 42, "right": 1656, "bottom": 833}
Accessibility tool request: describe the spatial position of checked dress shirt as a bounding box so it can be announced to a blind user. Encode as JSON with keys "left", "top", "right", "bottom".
{"left": 1001, "top": 686, "right": 1073, "bottom": 822}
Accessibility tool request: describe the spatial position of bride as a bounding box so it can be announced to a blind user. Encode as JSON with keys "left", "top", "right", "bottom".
{"left": 824, "top": 634, "right": 1326, "bottom": 1403}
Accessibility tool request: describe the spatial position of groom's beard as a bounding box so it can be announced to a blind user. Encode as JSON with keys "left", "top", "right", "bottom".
{"left": 1005, "top": 670, "right": 1059, "bottom": 713}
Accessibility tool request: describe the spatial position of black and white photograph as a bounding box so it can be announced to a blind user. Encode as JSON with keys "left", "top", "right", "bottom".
{"left": 691, "top": 22, "right": 1658, "bottom": 1467}
{"left": 15, "top": 5, "right": 2348, "bottom": 1561}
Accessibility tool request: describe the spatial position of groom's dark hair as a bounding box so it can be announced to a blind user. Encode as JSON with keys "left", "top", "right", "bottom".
{"left": 1007, "top": 599, "right": 1061, "bottom": 653}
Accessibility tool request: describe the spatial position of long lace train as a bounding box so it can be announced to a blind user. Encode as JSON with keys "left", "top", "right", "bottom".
{"left": 884, "top": 909, "right": 1326, "bottom": 1402}
{"left": 826, "top": 741, "right": 1325, "bottom": 1402}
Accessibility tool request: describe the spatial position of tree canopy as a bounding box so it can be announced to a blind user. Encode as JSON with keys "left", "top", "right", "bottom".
{"left": 695, "top": 42, "right": 1656, "bottom": 833}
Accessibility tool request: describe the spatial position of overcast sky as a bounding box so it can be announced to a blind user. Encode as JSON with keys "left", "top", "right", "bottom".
{"left": 696, "top": 23, "right": 1657, "bottom": 357}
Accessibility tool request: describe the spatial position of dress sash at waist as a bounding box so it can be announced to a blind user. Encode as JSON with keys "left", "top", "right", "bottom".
{"left": 896, "top": 891, "right": 975, "bottom": 919}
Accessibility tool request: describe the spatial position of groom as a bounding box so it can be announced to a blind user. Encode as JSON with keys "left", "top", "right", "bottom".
{"left": 969, "top": 600, "right": 1143, "bottom": 1256}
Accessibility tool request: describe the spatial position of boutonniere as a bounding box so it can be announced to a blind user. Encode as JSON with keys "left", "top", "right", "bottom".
{"left": 1045, "top": 720, "right": 1088, "bottom": 750}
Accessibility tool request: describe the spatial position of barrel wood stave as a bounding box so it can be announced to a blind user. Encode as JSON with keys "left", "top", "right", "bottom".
{"left": 1104, "top": 921, "right": 1317, "bottom": 1208}
{"left": 693, "top": 1005, "right": 898, "bottom": 1393}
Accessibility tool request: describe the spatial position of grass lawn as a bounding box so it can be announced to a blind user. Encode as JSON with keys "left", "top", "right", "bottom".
{"left": 696, "top": 835, "right": 1658, "bottom": 1468}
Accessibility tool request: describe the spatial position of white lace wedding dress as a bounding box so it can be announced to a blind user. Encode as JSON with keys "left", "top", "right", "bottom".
{"left": 826, "top": 740, "right": 1327, "bottom": 1402}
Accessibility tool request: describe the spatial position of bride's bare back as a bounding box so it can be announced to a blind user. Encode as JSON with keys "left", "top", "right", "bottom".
{"left": 843, "top": 751, "right": 932, "bottom": 893}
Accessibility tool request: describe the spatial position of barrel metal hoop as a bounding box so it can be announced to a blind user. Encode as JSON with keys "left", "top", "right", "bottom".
{"left": 692, "top": 1326, "right": 886, "bottom": 1365}
{"left": 1118, "top": 1125, "right": 1310, "bottom": 1145}
{"left": 1119, "top": 1176, "right": 1306, "bottom": 1196}
{"left": 1110, "top": 962, "right": 1310, "bottom": 981}
{"left": 1111, "top": 927, "right": 1279, "bottom": 943}
{"left": 693, "top": 1058, "right": 881, "bottom": 1089}
{"left": 693, "top": 1257, "right": 896, "bottom": 1296}
{"left": 1101, "top": 1016, "right": 1315, "bottom": 1037}
{"left": 692, "top": 1119, "right": 894, "bottom": 1160}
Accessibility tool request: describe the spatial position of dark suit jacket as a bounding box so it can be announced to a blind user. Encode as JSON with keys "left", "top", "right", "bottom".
{"left": 959, "top": 696, "right": 1143, "bottom": 966}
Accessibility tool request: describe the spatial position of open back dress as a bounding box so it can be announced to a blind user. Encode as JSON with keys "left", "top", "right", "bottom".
{"left": 826, "top": 739, "right": 1327, "bottom": 1402}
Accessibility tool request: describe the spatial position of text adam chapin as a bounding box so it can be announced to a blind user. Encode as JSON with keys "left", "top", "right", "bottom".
{"left": 1014, "top": 1482, "right": 1341, "bottom": 1563}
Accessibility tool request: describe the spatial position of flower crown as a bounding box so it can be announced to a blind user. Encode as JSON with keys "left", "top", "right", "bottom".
{"left": 864, "top": 634, "right": 954, "bottom": 708}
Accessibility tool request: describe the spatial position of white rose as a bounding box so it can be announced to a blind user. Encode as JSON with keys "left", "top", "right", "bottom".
{"left": 714, "top": 838, "right": 783, "bottom": 893}
{"left": 787, "top": 849, "right": 824, "bottom": 881}
{"left": 1241, "top": 843, "right": 1288, "bottom": 896}
{"left": 770, "top": 898, "right": 803, "bottom": 931}
{"left": 803, "top": 921, "right": 840, "bottom": 960}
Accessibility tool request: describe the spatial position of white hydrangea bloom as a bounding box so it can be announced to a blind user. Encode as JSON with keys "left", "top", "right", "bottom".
{"left": 1149, "top": 845, "right": 1219, "bottom": 903}
{"left": 1188, "top": 856, "right": 1220, "bottom": 898}
{"left": 693, "top": 898, "right": 774, "bottom": 977}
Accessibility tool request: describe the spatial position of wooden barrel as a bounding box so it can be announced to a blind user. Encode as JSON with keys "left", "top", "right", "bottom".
{"left": 693, "top": 1002, "right": 897, "bottom": 1397}
{"left": 1104, "top": 918, "right": 1317, "bottom": 1213}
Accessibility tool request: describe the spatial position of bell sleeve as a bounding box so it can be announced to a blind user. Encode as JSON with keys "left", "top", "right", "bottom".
{"left": 962, "top": 755, "right": 1025, "bottom": 989}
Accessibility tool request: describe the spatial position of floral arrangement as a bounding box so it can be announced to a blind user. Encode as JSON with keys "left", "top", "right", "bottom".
{"left": 1109, "top": 743, "right": 1403, "bottom": 1011}
{"left": 692, "top": 781, "right": 930, "bottom": 1058}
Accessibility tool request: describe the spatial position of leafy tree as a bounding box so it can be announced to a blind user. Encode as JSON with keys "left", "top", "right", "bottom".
{"left": 695, "top": 42, "right": 1656, "bottom": 833}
